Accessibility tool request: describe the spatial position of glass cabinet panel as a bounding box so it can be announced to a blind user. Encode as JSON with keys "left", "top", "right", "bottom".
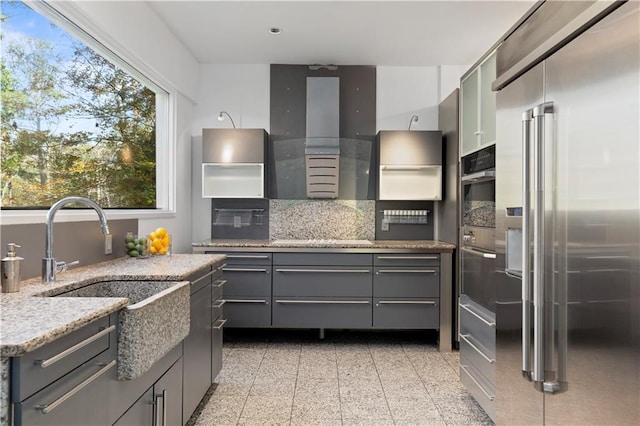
{"left": 202, "top": 164, "right": 264, "bottom": 198}
{"left": 480, "top": 52, "right": 497, "bottom": 147}
{"left": 461, "top": 70, "right": 479, "bottom": 156}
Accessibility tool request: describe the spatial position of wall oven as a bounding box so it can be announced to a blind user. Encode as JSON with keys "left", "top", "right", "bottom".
{"left": 460, "top": 145, "right": 496, "bottom": 312}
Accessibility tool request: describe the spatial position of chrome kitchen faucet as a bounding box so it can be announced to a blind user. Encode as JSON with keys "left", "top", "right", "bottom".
{"left": 42, "top": 196, "right": 111, "bottom": 283}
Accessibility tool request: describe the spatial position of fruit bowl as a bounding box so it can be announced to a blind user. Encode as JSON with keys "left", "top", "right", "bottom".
{"left": 148, "top": 227, "right": 171, "bottom": 255}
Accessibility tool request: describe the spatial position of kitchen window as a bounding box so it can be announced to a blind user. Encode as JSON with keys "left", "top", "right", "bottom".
{"left": 0, "top": 1, "right": 173, "bottom": 219}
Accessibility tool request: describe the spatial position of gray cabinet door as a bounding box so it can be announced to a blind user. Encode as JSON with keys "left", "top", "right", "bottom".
{"left": 16, "top": 350, "right": 115, "bottom": 426}
{"left": 202, "top": 129, "right": 267, "bottom": 163}
{"left": 378, "top": 131, "right": 443, "bottom": 165}
{"left": 211, "top": 317, "right": 224, "bottom": 382}
{"left": 273, "top": 266, "right": 372, "bottom": 297}
{"left": 222, "top": 266, "right": 271, "bottom": 297}
{"left": 272, "top": 297, "right": 372, "bottom": 328}
{"left": 113, "top": 388, "right": 154, "bottom": 426}
{"left": 12, "top": 315, "right": 112, "bottom": 402}
{"left": 223, "top": 252, "right": 272, "bottom": 266}
{"left": 373, "top": 267, "right": 439, "bottom": 298}
{"left": 155, "top": 357, "right": 183, "bottom": 426}
{"left": 373, "top": 298, "right": 439, "bottom": 329}
{"left": 273, "top": 253, "right": 371, "bottom": 266}
{"left": 373, "top": 253, "right": 440, "bottom": 267}
{"left": 182, "top": 284, "right": 212, "bottom": 423}
{"left": 223, "top": 298, "right": 271, "bottom": 328}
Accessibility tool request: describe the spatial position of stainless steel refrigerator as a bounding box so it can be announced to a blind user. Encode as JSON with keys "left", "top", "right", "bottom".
{"left": 493, "top": 1, "right": 639, "bottom": 424}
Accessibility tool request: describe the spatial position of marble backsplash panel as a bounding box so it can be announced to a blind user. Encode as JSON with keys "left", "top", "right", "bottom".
{"left": 270, "top": 200, "right": 375, "bottom": 240}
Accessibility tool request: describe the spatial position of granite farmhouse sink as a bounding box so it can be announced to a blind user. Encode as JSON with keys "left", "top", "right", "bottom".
{"left": 50, "top": 280, "right": 190, "bottom": 380}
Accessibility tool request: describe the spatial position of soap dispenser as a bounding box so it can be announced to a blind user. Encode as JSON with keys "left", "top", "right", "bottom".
{"left": 2, "top": 243, "right": 24, "bottom": 293}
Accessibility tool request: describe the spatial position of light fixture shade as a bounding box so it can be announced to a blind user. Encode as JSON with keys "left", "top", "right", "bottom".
{"left": 217, "top": 111, "right": 236, "bottom": 128}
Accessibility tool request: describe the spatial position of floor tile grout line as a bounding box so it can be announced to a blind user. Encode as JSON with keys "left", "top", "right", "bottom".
{"left": 234, "top": 342, "right": 268, "bottom": 425}
{"left": 288, "top": 343, "right": 302, "bottom": 425}
{"left": 368, "top": 340, "right": 396, "bottom": 425}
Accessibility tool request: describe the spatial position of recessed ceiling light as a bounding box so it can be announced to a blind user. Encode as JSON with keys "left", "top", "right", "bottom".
{"left": 269, "top": 27, "right": 282, "bottom": 35}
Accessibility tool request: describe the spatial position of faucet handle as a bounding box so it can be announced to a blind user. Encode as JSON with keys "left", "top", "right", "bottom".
{"left": 56, "top": 260, "right": 80, "bottom": 273}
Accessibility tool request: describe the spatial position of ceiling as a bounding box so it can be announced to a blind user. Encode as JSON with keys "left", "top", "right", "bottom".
{"left": 147, "top": 1, "right": 537, "bottom": 67}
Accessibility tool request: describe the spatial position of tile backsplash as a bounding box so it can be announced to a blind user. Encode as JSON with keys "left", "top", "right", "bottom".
{"left": 270, "top": 200, "right": 375, "bottom": 240}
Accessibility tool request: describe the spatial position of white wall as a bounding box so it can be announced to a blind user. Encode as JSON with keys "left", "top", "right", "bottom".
{"left": 439, "top": 65, "right": 469, "bottom": 102}
{"left": 376, "top": 66, "right": 440, "bottom": 131}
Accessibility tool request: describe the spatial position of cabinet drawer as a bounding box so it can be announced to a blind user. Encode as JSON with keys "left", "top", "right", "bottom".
{"left": 459, "top": 301, "right": 496, "bottom": 357}
{"left": 373, "top": 253, "right": 440, "bottom": 267}
{"left": 273, "top": 267, "right": 372, "bottom": 297}
{"left": 373, "top": 298, "right": 439, "bottom": 329}
{"left": 223, "top": 298, "right": 271, "bottom": 327}
{"left": 14, "top": 349, "right": 115, "bottom": 425}
{"left": 460, "top": 334, "right": 495, "bottom": 386}
{"left": 460, "top": 355, "right": 495, "bottom": 421}
{"left": 373, "top": 267, "right": 439, "bottom": 297}
{"left": 188, "top": 266, "right": 215, "bottom": 294}
{"left": 222, "top": 266, "right": 271, "bottom": 297}
{"left": 212, "top": 298, "right": 225, "bottom": 322}
{"left": 272, "top": 297, "right": 372, "bottom": 328}
{"left": 211, "top": 317, "right": 224, "bottom": 382}
{"left": 273, "top": 253, "right": 372, "bottom": 266}
{"left": 12, "top": 315, "right": 113, "bottom": 402}
{"left": 221, "top": 252, "right": 272, "bottom": 266}
{"left": 212, "top": 277, "right": 226, "bottom": 301}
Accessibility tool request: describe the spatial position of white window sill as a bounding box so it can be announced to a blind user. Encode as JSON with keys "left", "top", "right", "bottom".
{"left": 0, "top": 209, "right": 176, "bottom": 225}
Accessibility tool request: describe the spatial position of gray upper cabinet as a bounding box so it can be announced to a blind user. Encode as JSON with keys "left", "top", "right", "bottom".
{"left": 460, "top": 50, "right": 497, "bottom": 156}
{"left": 377, "top": 130, "right": 443, "bottom": 200}
{"left": 202, "top": 129, "right": 269, "bottom": 198}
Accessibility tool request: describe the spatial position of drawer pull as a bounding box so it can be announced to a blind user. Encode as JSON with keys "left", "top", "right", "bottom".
{"left": 192, "top": 269, "right": 216, "bottom": 285}
{"left": 460, "top": 334, "right": 495, "bottom": 364}
{"left": 376, "top": 269, "right": 437, "bottom": 274}
{"left": 212, "top": 300, "right": 226, "bottom": 308}
{"left": 35, "top": 360, "right": 116, "bottom": 414}
{"left": 224, "top": 299, "right": 268, "bottom": 304}
{"left": 212, "top": 279, "right": 227, "bottom": 288}
{"left": 35, "top": 325, "right": 116, "bottom": 369}
{"left": 376, "top": 256, "right": 438, "bottom": 260}
{"left": 275, "top": 269, "right": 370, "bottom": 273}
{"left": 275, "top": 300, "right": 370, "bottom": 305}
{"left": 460, "top": 303, "right": 496, "bottom": 327}
{"left": 212, "top": 319, "right": 227, "bottom": 330}
{"left": 377, "top": 300, "right": 437, "bottom": 305}
{"left": 223, "top": 267, "right": 269, "bottom": 273}
{"left": 226, "top": 255, "right": 270, "bottom": 259}
{"left": 460, "top": 364, "right": 495, "bottom": 401}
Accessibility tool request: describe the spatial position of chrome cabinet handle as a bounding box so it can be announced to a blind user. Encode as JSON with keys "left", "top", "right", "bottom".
{"left": 376, "top": 300, "right": 437, "bottom": 305}
{"left": 376, "top": 256, "right": 439, "bottom": 260}
{"left": 460, "top": 364, "right": 495, "bottom": 401}
{"left": 212, "top": 319, "right": 227, "bottom": 330}
{"left": 522, "top": 108, "right": 533, "bottom": 380}
{"left": 212, "top": 279, "right": 227, "bottom": 288}
{"left": 226, "top": 255, "right": 270, "bottom": 259}
{"left": 275, "top": 269, "right": 370, "bottom": 273}
{"left": 376, "top": 269, "right": 437, "bottom": 274}
{"left": 34, "top": 325, "right": 116, "bottom": 368}
{"left": 275, "top": 300, "right": 370, "bottom": 305}
{"left": 154, "top": 389, "right": 167, "bottom": 426}
{"left": 224, "top": 299, "right": 268, "bottom": 304}
{"left": 212, "top": 300, "right": 226, "bottom": 308}
{"left": 223, "top": 267, "right": 269, "bottom": 273}
{"left": 461, "top": 247, "right": 496, "bottom": 259}
{"left": 35, "top": 360, "right": 116, "bottom": 414}
{"left": 460, "top": 334, "right": 495, "bottom": 364}
{"left": 192, "top": 269, "right": 216, "bottom": 285}
{"left": 460, "top": 303, "right": 495, "bottom": 327}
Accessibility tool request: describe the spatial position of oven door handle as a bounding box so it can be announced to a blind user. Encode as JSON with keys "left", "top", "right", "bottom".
{"left": 461, "top": 170, "right": 496, "bottom": 183}
{"left": 461, "top": 247, "right": 496, "bottom": 259}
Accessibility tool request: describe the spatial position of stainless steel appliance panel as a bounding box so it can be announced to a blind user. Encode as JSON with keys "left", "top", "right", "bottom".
{"left": 495, "top": 61, "right": 544, "bottom": 426}
{"left": 542, "top": 2, "right": 639, "bottom": 424}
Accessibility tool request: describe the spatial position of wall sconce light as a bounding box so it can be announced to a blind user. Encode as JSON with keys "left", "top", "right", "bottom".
{"left": 217, "top": 111, "right": 237, "bottom": 128}
{"left": 408, "top": 115, "right": 419, "bottom": 131}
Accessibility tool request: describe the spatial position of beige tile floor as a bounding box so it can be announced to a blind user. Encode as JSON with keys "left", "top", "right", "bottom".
{"left": 193, "top": 330, "right": 493, "bottom": 426}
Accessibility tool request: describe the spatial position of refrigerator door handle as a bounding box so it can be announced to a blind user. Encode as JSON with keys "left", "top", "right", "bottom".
{"left": 521, "top": 108, "right": 534, "bottom": 381}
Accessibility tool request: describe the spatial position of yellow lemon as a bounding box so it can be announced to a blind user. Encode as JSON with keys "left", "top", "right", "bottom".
{"left": 162, "top": 235, "right": 170, "bottom": 247}
{"left": 152, "top": 239, "right": 163, "bottom": 250}
{"left": 149, "top": 246, "right": 158, "bottom": 255}
{"left": 159, "top": 247, "right": 168, "bottom": 255}
{"left": 155, "top": 227, "right": 167, "bottom": 238}
{"left": 149, "top": 232, "right": 157, "bottom": 240}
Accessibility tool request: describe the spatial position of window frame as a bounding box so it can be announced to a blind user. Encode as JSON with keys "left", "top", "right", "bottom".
{"left": 1, "top": 0, "right": 177, "bottom": 224}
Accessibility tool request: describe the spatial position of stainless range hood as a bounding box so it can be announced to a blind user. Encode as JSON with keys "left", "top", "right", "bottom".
{"left": 305, "top": 77, "right": 340, "bottom": 198}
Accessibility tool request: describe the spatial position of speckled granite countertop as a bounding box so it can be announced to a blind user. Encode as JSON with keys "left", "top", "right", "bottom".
{"left": 193, "top": 239, "right": 456, "bottom": 252}
{"left": 0, "top": 254, "right": 225, "bottom": 357}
